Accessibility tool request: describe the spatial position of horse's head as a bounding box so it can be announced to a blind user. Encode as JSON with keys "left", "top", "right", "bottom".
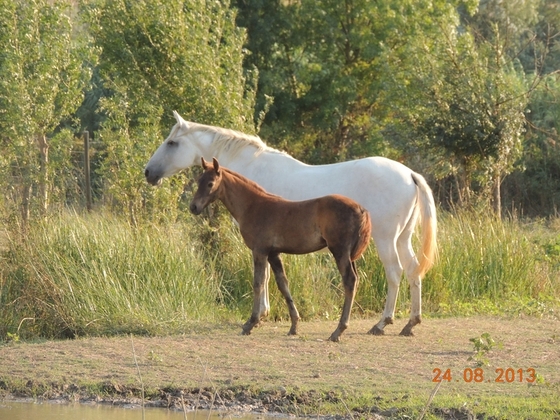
{"left": 144, "top": 111, "right": 200, "bottom": 186}
{"left": 190, "top": 157, "right": 222, "bottom": 215}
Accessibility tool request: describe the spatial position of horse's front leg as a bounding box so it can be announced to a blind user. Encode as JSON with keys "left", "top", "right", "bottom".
{"left": 260, "top": 264, "right": 271, "bottom": 319}
{"left": 242, "top": 252, "right": 269, "bottom": 335}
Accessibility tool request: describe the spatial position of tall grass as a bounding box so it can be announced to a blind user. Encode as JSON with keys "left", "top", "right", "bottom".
{"left": 0, "top": 211, "right": 226, "bottom": 338}
{"left": 424, "top": 211, "right": 560, "bottom": 316}
{"left": 1, "top": 208, "right": 559, "bottom": 339}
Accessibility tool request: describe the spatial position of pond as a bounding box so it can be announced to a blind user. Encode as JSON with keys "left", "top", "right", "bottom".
{"left": 0, "top": 400, "right": 275, "bottom": 420}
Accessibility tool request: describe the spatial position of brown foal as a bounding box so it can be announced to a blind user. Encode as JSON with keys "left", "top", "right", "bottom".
{"left": 190, "top": 158, "right": 371, "bottom": 341}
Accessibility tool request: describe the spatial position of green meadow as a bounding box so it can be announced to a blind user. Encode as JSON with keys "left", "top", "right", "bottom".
{"left": 1, "top": 208, "right": 559, "bottom": 340}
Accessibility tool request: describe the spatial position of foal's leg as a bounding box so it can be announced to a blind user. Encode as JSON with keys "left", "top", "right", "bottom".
{"left": 242, "top": 252, "right": 269, "bottom": 335}
{"left": 329, "top": 252, "right": 358, "bottom": 342}
{"left": 268, "top": 253, "right": 300, "bottom": 335}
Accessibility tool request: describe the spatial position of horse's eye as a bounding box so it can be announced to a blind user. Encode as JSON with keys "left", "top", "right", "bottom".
{"left": 167, "top": 140, "right": 178, "bottom": 146}
{"left": 207, "top": 182, "right": 214, "bottom": 189}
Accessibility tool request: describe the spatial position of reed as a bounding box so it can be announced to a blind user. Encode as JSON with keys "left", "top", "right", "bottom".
{"left": 1, "top": 208, "right": 559, "bottom": 339}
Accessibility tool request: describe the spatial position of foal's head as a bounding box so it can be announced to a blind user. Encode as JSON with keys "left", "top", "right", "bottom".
{"left": 189, "top": 157, "right": 222, "bottom": 215}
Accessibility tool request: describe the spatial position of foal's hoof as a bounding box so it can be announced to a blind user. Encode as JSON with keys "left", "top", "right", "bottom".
{"left": 328, "top": 332, "right": 341, "bottom": 342}
{"left": 241, "top": 323, "right": 254, "bottom": 335}
{"left": 368, "top": 326, "right": 385, "bottom": 336}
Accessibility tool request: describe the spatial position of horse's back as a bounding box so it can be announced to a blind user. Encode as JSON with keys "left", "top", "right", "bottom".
{"left": 244, "top": 154, "right": 417, "bottom": 233}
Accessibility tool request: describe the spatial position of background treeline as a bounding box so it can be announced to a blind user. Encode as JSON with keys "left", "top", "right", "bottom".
{"left": 0, "top": 0, "right": 559, "bottom": 222}
{"left": 1, "top": 0, "right": 560, "bottom": 339}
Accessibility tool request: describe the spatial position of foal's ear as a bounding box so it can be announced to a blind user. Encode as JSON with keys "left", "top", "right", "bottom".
{"left": 201, "top": 157, "right": 209, "bottom": 170}
{"left": 212, "top": 157, "right": 221, "bottom": 174}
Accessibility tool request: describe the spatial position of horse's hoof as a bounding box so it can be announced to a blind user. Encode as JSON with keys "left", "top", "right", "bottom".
{"left": 368, "top": 326, "right": 385, "bottom": 336}
{"left": 328, "top": 332, "right": 341, "bottom": 342}
{"left": 287, "top": 328, "right": 297, "bottom": 336}
{"left": 399, "top": 327, "right": 414, "bottom": 337}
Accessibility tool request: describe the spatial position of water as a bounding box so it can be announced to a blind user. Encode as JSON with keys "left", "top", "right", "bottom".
{"left": 0, "top": 400, "right": 268, "bottom": 420}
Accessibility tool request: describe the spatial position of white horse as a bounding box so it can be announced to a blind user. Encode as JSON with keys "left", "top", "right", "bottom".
{"left": 145, "top": 111, "right": 437, "bottom": 336}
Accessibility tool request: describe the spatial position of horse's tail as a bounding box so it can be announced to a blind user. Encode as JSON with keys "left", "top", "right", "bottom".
{"left": 411, "top": 172, "right": 438, "bottom": 277}
{"left": 351, "top": 207, "right": 372, "bottom": 261}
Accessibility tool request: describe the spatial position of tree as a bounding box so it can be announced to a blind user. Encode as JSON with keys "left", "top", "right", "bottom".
{"left": 236, "top": 0, "right": 478, "bottom": 163}
{"left": 380, "top": 6, "right": 529, "bottom": 214}
{"left": 0, "top": 0, "right": 91, "bottom": 224}
{"left": 81, "top": 0, "right": 257, "bottom": 222}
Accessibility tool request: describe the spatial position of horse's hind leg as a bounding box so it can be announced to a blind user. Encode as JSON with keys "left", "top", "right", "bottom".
{"left": 368, "top": 239, "right": 403, "bottom": 336}
{"left": 242, "top": 252, "right": 269, "bottom": 335}
{"left": 268, "top": 252, "right": 300, "bottom": 335}
{"left": 329, "top": 252, "right": 358, "bottom": 342}
{"left": 396, "top": 229, "right": 422, "bottom": 336}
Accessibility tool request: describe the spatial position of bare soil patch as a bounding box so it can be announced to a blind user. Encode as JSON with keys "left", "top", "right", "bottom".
{"left": 1, "top": 316, "right": 559, "bottom": 417}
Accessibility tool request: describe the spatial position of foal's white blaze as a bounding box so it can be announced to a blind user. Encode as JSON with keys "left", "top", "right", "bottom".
{"left": 145, "top": 112, "right": 437, "bottom": 336}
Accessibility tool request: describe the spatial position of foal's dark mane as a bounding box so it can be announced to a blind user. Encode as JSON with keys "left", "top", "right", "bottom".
{"left": 222, "top": 167, "right": 282, "bottom": 200}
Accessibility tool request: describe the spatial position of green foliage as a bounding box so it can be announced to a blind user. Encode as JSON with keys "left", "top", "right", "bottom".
{"left": 505, "top": 76, "right": 560, "bottom": 216}
{"left": 238, "top": 0, "right": 471, "bottom": 163}
{"left": 381, "top": 13, "right": 528, "bottom": 210}
{"left": 0, "top": 0, "right": 93, "bottom": 221}
{"left": 238, "top": 0, "right": 560, "bottom": 215}
{"left": 79, "top": 0, "right": 258, "bottom": 219}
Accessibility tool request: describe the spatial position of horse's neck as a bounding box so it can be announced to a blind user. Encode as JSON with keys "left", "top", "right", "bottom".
{"left": 218, "top": 170, "right": 266, "bottom": 222}
{"left": 194, "top": 131, "right": 303, "bottom": 172}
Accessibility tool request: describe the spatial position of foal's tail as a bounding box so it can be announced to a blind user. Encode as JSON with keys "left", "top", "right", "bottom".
{"left": 411, "top": 172, "right": 438, "bottom": 277}
{"left": 350, "top": 208, "right": 372, "bottom": 261}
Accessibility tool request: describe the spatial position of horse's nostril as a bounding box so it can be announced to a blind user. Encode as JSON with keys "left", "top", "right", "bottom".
{"left": 144, "top": 169, "right": 149, "bottom": 178}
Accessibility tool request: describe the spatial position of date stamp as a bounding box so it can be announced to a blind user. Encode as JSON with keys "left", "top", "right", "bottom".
{"left": 432, "top": 367, "right": 536, "bottom": 383}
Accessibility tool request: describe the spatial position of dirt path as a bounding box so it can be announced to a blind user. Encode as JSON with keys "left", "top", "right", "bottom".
{"left": 1, "top": 316, "right": 559, "bottom": 417}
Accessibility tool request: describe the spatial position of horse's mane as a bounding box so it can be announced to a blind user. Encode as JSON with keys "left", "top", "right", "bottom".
{"left": 222, "top": 166, "right": 284, "bottom": 199}
{"left": 183, "top": 121, "right": 286, "bottom": 158}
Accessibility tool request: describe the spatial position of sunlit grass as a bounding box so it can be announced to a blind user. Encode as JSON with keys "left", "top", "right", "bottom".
{"left": 1, "top": 208, "right": 559, "bottom": 339}
{"left": 0, "top": 210, "right": 227, "bottom": 337}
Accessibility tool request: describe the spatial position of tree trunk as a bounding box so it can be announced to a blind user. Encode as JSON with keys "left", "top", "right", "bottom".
{"left": 492, "top": 172, "right": 502, "bottom": 219}
{"left": 21, "top": 182, "right": 31, "bottom": 229}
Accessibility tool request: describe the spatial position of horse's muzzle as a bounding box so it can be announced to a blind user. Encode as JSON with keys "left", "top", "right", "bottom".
{"left": 144, "top": 168, "right": 162, "bottom": 186}
{"left": 189, "top": 202, "right": 202, "bottom": 215}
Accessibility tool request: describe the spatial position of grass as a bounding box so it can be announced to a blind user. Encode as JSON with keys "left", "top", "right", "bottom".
{"left": 0, "top": 210, "right": 229, "bottom": 338}
{"left": 0, "top": 207, "right": 559, "bottom": 340}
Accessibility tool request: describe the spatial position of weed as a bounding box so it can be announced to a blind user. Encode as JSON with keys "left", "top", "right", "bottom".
{"left": 468, "top": 332, "right": 502, "bottom": 367}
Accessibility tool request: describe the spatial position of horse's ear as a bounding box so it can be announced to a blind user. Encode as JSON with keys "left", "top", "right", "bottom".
{"left": 212, "top": 157, "right": 220, "bottom": 174}
{"left": 173, "top": 110, "right": 188, "bottom": 128}
{"left": 201, "top": 157, "right": 209, "bottom": 170}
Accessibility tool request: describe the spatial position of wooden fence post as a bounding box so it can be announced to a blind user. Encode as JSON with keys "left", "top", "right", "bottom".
{"left": 83, "top": 131, "right": 92, "bottom": 212}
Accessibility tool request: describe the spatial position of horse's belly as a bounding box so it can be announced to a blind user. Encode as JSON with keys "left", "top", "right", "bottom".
{"left": 269, "top": 229, "right": 326, "bottom": 255}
